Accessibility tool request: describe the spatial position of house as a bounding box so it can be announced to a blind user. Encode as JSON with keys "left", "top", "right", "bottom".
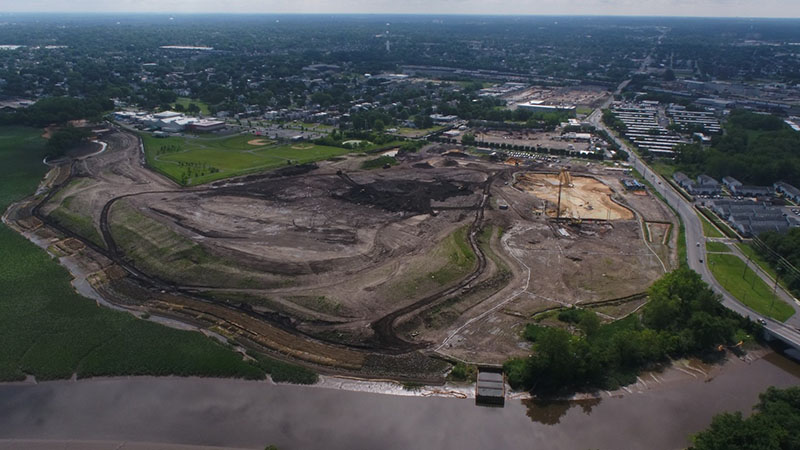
{"left": 694, "top": 174, "right": 720, "bottom": 195}
{"left": 708, "top": 199, "right": 793, "bottom": 237}
{"left": 774, "top": 182, "right": 800, "bottom": 203}
{"left": 737, "top": 185, "right": 772, "bottom": 198}
{"left": 722, "top": 176, "right": 742, "bottom": 192}
{"left": 673, "top": 172, "right": 695, "bottom": 192}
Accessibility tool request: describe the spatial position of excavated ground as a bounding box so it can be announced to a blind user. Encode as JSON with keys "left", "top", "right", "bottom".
{"left": 19, "top": 129, "right": 679, "bottom": 378}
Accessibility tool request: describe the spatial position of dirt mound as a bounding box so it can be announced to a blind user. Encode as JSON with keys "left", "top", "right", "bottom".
{"left": 335, "top": 177, "right": 475, "bottom": 214}
{"left": 269, "top": 163, "right": 318, "bottom": 178}
{"left": 442, "top": 159, "right": 459, "bottom": 167}
{"left": 413, "top": 162, "right": 434, "bottom": 169}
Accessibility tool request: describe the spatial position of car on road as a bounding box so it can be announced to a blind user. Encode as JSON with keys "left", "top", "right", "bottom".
{"left": 758, "top": 318, "right": 768, "bottom": 326}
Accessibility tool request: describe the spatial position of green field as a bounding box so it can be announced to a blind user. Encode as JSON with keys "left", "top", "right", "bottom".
{"left": 0, "top": 126, "right": 312, "bottom": 382}
{"left": 698, "top": 212, "right": 724, "bottom": 238}
{"left": 393, "top": 126, "right": 444, "bottom": 137}
{"left": 706, "top": 241, "right": 730, "bottom": 253}
{"left": 285, "top": 121, "right": 334, "bottom": 131}
{"left": 142, "top": 132, "right": 351, "bottom": 185}
{"left": 172, "top": 97, "right": 211, "bottom": 116}
{"left": 707, "top": 253, "right": 795, "bottom": 322}
{"left": 697, "top": 206, "right": 737, "bottom": 238}
{"left": 735, "top": 242, "right": 795, "bottom": 294}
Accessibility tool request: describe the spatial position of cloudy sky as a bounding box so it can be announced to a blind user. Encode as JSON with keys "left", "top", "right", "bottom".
{"left": 2, "top": 0, "right": 799, "bottom": 18}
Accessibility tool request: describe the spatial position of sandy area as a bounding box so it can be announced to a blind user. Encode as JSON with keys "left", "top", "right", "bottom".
{"left": 515, "top": 173, "right": 634, "bottom": 220}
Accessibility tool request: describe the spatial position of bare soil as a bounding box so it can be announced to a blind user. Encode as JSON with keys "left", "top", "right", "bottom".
{"left": 12, "top": 128, "right": 679, "bottom": 379}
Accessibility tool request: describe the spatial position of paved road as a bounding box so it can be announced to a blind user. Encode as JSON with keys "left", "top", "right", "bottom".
{"left": 588, "top": 106, "right": 800, "bottom": 348}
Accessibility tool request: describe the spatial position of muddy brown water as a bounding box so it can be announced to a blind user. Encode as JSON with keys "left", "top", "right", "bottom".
{"left": 0, "top": 353, "right": 798, "bottom": 450}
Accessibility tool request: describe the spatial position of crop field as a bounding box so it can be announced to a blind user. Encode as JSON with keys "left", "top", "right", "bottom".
{"left": 141, "top": 132, "right": 350, "bottom": 185}
{"left": 0, "top": 126, "right": 302, "bottom": 382}
{"left": 707, "top": 253, "right": 795, "bottom": 322}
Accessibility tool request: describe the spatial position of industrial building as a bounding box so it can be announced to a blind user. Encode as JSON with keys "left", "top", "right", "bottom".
{"left": 189, "top": 119, "right": 227, "bottom": 132}
{"left": 114, "top": 110, "right": 225, "bottom": 133}
{"left": 517, "top": 100, "right": 576, "bottom": 114}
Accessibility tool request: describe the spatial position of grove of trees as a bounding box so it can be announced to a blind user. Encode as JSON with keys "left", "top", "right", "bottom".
{"left": 504, "top": 267, "right": 755, "bottom": 394}
{"left": 690, "top": 386, "right": 800, "bottom": 450}
{"left": 673, "top": 110, "right": 800, "bottom": 186}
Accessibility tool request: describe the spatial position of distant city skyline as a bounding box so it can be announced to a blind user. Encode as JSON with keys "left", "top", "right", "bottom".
{"left": 2, "top": 0, "right": 800, "bottom": 18}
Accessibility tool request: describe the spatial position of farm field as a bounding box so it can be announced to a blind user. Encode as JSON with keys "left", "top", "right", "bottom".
{"left": 0, "top": 126, "right": 287, "bottom": 382}
{"left": 707, "top": 253, "right": 795, "bottom": 322}
{"left": 141, "top": 132, "right": 350, "bottom": 185}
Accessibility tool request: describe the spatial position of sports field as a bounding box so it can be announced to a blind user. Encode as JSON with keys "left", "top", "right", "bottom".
{"left": 141, "top": 132, "right": 350, "bottom": 186}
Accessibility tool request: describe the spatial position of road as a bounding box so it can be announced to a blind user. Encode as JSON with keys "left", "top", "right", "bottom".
{"left": 588, "top": 105, "right": 800, "bottom": 349}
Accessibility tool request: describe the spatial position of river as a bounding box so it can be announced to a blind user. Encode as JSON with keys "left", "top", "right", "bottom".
{"left": 1, "top": 352, "right": 799, "bottom": 450}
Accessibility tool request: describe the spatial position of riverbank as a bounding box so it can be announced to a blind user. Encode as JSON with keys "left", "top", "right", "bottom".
{"left": 1, "top": 351, "right": 798, "bottom": 450}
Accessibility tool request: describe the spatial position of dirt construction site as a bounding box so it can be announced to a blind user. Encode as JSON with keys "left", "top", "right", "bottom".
{"left": 7, "top": 127, "right": 679, "bottom": 380}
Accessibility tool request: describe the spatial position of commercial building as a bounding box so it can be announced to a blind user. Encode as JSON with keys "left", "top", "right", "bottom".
{"left": 517, "top": 100, "right": 576, "bottom": 114}
{"left": 189, "top": 119, "right": 226, "bottom": 132}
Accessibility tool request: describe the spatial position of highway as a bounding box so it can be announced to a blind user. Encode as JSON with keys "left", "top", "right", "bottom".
{"left": 588, "top": 104, "right": 800, "bottom": 349}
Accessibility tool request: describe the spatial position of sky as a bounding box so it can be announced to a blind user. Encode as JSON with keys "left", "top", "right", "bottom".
{"left": 1, "top": 0, "right": 800, "bottom": 18}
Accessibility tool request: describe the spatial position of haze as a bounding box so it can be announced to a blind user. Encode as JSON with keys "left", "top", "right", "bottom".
{"left": 2, "top": 0, "right": 800, "bottom": 18}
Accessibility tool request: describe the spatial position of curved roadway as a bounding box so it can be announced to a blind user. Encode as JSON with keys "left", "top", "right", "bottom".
{"left": 588, "top": 105, "right": 800, "bottom": 348}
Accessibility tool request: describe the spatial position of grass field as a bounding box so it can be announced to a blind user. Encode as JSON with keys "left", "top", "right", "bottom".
{"left": 390, "top": 226, "right": 477, "bottom": 300}
{"left": 172, "top": 97, "right": 211, "bottom": 116}
{"left": 393, "top": 126, "right": 444, "bottom": 137}
{"left": 706, "top": 241, "right": 730, "bottom": 253}
{"left": 141, "top": 132, "right": 350, "bottom": 185}
{"left": 707, "top": 253, "right": 795, "bottom": 322}
{"left": 697, "top": 206, "right": 738, "bottom": 238}
{"left": 735, "top": 242, "right": 796, "bottom": 294}
{"left": 0, "top": 126, "right": 312, "bottom": 382}
{"left": 698, "top": 212, "right": 724, "bottom": 238}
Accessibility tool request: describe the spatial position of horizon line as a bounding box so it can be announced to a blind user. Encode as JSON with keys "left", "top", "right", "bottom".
{"left": 2, "top": 12, "right": 800, "bottom": 20}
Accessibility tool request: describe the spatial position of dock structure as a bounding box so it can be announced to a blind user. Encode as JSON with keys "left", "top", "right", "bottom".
{"left": 476, "top": 370, "right": 506, "bottom": 406}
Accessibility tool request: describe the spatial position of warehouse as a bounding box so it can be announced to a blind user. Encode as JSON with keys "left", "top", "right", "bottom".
{"left": 517, "top": 100, "right": 576, "bottom": 114}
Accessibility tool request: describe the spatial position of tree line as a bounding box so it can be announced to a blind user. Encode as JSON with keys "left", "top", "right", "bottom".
{"left": 504, "top": 267, "right": 758, "bottom": 395}
{"left": 673, "top": 110, "right": 800, "bottom": 187}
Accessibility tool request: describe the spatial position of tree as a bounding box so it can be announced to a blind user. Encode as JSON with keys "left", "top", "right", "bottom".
{"left": 461, "top": 133, "right": 477, "bottom": 146}
{"left": 46, "top": 126, "right": 92, "bottom": 158}
{"left": 187, "top": 103, "right": 201, "bottom": 115}
{"left": 690, "top": 387, "right": 800, "bottom": 450}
